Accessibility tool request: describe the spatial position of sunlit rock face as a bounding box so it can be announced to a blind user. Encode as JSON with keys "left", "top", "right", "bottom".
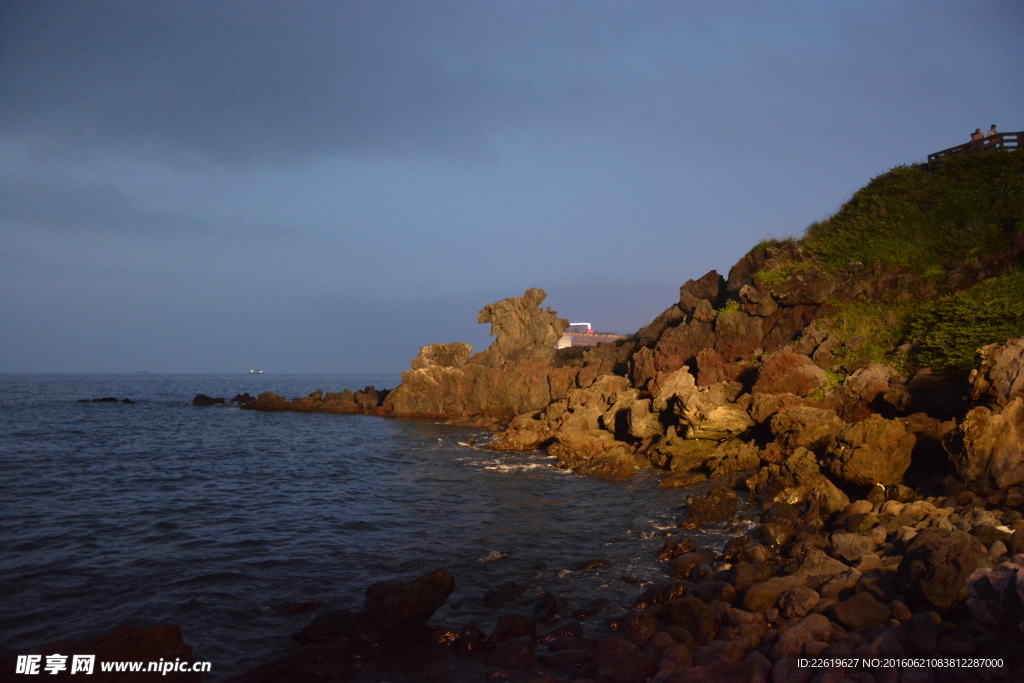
{"left": 383, "top": 288, "right": 576, "bottom": 420}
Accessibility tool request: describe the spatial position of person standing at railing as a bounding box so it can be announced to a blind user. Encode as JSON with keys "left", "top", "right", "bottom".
{"left": 986, "top": 125, "right": 997, "bottom": 138}
{"left": 971, "top": 128, "right": 984, "bottom": 141}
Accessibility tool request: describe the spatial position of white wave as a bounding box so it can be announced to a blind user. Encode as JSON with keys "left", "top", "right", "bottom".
{"left": 477, "top": 550, "right": 508, "bottom": 563}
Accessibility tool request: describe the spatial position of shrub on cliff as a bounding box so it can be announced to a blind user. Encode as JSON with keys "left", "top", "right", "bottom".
{"left": 908, "top": 270, "right": 1024, "bottom": 375}
{"left": 803, "top": 152, "right": 1024, "bottom": 270}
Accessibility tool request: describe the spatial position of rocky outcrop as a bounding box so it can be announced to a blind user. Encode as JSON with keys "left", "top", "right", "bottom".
{"left": 410, "top": 342, "right": 473, "bottom": 370}
{"left": 471, "top": 288, "right": 568, "bottom": 367}
{"left": 383, "top": 289, "right": 579, "bottom": 420}
{"left": 970, "top": 335, "right": 1024, "bottom": 408}
{"left": 947, "top": 398, "right": 1024, "bottom": 489}
{"left": 246, "top": 387, "right": 387, "bottom": 415}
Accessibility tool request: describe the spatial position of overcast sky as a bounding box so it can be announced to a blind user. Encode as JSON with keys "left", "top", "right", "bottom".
{"left": 1, "top": 1, "right": 1021, "bottom": 374}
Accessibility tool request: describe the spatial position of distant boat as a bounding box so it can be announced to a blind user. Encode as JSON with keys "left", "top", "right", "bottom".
{"left": 249, "top": 369, "right": 264, "bottom": 374}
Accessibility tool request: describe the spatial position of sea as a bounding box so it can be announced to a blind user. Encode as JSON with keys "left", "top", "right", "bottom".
{"left": 0, "top": 374, "right": 743, "bottom": 679}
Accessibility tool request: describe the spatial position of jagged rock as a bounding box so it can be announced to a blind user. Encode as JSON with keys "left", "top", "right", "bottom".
{"left": 636, "top": 321, "right": 716, "bottom": 393}
{"left": 748, "top": 392, "right": 804, "bottom": 424}
{"left": 677, "top": 384, "right": 754, "bottom": 440}
{"left": 692, "top": 298, "right": 718, "bottom": 323}
{"left": 637, "top": 304, "right": 686, "bottom": 348}
{"left": 694, "top": 348, "right": 746, "bottom": 387}
{"left": 656, "top": 437, "right": 720, "bottom": 473}
{"left": 410, "top": 342, "right": 473, "bottom": 369}
{"left": 548, "top": 431, "right": 636, "bottom": 481}
{"left": 472, "top": 288, "right": 568, "bottom": 366}
{"left": 653, "top": 367, "right": 699, "bottom": 411}
{"left": 831, "top": 363, "right": 897, "bottom": 422}
{"left": 970, "top": 335, "right": 1024, "bottom": 408}
{"left": 704, "top": 439, "right": 761, "bottom": 478}
{"left": 628, "top": 398, "right": 663, "bottom": 439}
{"left": 751, "top": 352, "right": 827, "bottom": 397}
{"left": 746, "top": 447, "right": 821, "bottom": 502}
{"left": 680, "top": 270, "right": 727, "bottom": 309}
{"left": 899, "top": 529, "right": 992, "bottom": 611}
{"left": 768, "top": 406, "right": 846, "bottom": 453}
{"left": 947, "top": 398, "right": 1024, "bottom": 488}
{"left": 679, "top": 486, "right": 739, "bottom": 529}
{"left": 823, "top": 414, "right": 916, "bottom": 487}
{"left": 738, "top": 284, "right": 778, "bottom": 317}
{"left": 713, "top": 310, "right": 764, "bottom": 361}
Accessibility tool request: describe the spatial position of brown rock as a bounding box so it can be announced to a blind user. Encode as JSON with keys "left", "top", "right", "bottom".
{"left": 668, "top": 597, "right": 722, "bottom": 646}
{"left": 713, "top": 310, "right": 764, "bottom": 361}
{"left": 899, "top": 528, "right": 992, "bottom": 611}
{"left": 777, "top": 586, "right": 820, "bottom": 619}
{"left": 970, "top": 335, "right": 1024, "bottom": 408}
{"left": 363, "top": 569, "right": 455, "bottom": 635}
{"left": 472, "top": 288, "right": 568, "bottom": 366}
{"left": 948, "top": 398, "right": 1024, "bottom": 489}
{"left": 741, "top": 576, "right": 803, "bottom": 613}
{"left": 827, "top": 592, "right": 890, "bottom": 629}
{"left": 679, "top": 487, "right": 739, "bottom": 529}
{"left": 752, "top": 353, "right": 827, "bottom": 397}
{"left": 486, "top": 636, "right": 535, "bottom": 668}
{"left": 823, "top": 414, "right": 916, "bottom": 487}
{"left": 769, "top": 406, "right": 846, "bottom": 453}
{"left": 739, "top": 285, "right": 778, "bottom": 318}
{"left": 592, "top": 635, "right": 658, "bottom": 683}
{"left": 409, "top": 342, "right": 473, "bottom": 369}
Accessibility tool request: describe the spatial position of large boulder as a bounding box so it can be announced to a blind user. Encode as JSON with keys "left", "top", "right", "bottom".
{"left": 947, "top": 398, "right": 1024, "bottom": 489}
{"left": 768, "top": 406, "right": 846, "bottom": 453}
{"left": 677, "top": 384, "right": 754, "bottom": 440}
{"left": 899, "top": 529, "right": 992, "bottom": 611}
{"left": 751, "top": 352, "right": 827, "bottom": 397}
{"left": 832, "top": 363, "right": 897, "bottom": 422}
{"left": 548, "top": 431, "right": 636, "bottom": 481}
{"left": 970, "top": 336, "right": 1024, "bottom": 409}
{"left": 363, "top": 569, "right": 455, "bottom": 635}
{"left": 823, "top": 414, "right": 916, "bottom": 487}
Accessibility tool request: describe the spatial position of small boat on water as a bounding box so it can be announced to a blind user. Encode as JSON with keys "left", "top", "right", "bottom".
{"left": 249, "top": 369, "right": 264, "bottom": 374}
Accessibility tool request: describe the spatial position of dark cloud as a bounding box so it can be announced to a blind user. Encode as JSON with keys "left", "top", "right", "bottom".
{"left": 0, "top": 2, "right": 574, "bottom": 163}
{"left": 0, "top": 174, "right": 211, "bottom": 232}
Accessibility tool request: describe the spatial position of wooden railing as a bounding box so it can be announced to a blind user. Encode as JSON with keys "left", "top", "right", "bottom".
{"left": 928, "top": 131, "right": 1020, "bottom": 170}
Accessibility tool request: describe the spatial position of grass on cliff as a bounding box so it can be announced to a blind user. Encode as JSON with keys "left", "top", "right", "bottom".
{"left": 803, "top": 151, "right": 1024, "bottom": 271}
{"left": 908, "top": 270, "right": 1024, "bottom": 375}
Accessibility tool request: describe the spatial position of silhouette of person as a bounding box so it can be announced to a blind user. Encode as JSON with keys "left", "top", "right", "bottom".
{"left": 986, "top": 125, "right": 997, "bottom": 137}
{"left": 971, "top": 128, "right": 983, "bottom": 141}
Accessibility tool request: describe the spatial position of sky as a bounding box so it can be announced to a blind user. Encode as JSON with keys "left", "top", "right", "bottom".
{"left": 1, "top": 1, "right": 1022, "bottom": 374}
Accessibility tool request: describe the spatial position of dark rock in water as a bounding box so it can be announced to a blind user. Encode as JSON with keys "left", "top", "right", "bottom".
{"left": 459, "top": 622, "right": 486, "bottom": 654}
{"left": 78, "top": 396, "right": 121, "bottom": 402}
{"left": 538, "top": 620, "right": 584, "bottom": 642}
{"left": 191, "top": 394, "right": 225, "bottom": 406}
{"left": 486, "top": 614, "right": 535, "bottom": 650}
{"left": 899, "top": 529, "right": 992, "bottom": 611}
{"left": 230, "top": 392, "right": 255, "bottom": 405}
{"left": 618, "top": 611, "right": 659, "bottom": 647}
{"left": 485, "top": 635, "right": 535, "bottom": 668}
{"left": 572, "top": 597, "right": 610, "bottom": 619}
{"left": 292, "top": 609, "right": 360, "bottom": 645}
{"left": 576, "top": 558, "right": 611, "bottom": 570}
{"left": 227, "top": 638, "right": 355, "bottom": 683}
{"left": 678, "top": 486, "right": 738, "bottom": 529}
{"left": 122, "top": 398, "right": 133, "bottom": 404}
{"left": 538, "top": 648, "right": 591, "bottom": 670}
{"left": 532, "top": 592, "right": 558, "bottom": 623}
{"left": 0, "top": 624, "right": 200, "bottom": 682}
{"left": 482, "top": 581, "right": 523, "bottom": 608}
{"left": 658, "top": 535, "right": 697, "bottom": 562}
{"left": 363, "top": 568, "right": 455, "bottom": 636}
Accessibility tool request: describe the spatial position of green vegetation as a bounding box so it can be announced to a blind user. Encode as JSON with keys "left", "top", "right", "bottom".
{"left": 817, "top": 299, "right": 913, "bottom": 376}
{"left": 756, "top": 261, "right": 811, "bottom": 289}
{"left": 908, "top": 270, "right": 1024, "bottom": 375}
{"left": 719, "top": 299, "right": 741, "bottom": 314}
{"left": 750, "top": 236, "right": 797, "bottom": 253}
{"left": 803, "top": 152, "right": 1024, "bottom": 271}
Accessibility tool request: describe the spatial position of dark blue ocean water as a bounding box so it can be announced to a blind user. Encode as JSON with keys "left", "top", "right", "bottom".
{"left": 0, "top": 374, "right": 736, "bottom": 679}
